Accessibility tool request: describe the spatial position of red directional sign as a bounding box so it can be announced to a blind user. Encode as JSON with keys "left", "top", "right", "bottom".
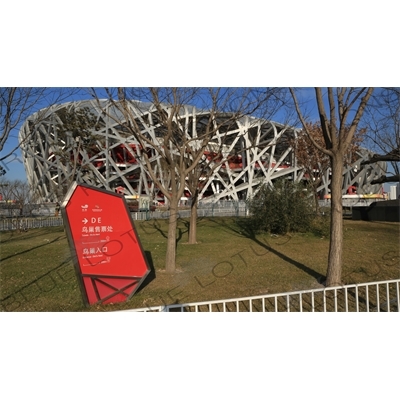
{"left": 61, "top": 183, "right": 151, "bottom": 306}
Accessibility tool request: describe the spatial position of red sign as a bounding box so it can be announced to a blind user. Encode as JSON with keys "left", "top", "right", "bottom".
{"left": 61, "top": 183, "right": 150, "bottom": 306}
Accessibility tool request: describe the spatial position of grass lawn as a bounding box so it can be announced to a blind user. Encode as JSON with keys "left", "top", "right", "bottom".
{"left": 1, "top": 217, "right": 399, "bottom": 311}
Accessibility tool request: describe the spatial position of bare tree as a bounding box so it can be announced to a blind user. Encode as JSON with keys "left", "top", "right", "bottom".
{"left": 362, "top": 88, "right": 400, "bottom": 184}
{"left": 290, "top": 88, "right": 374, "bottom": 287}
{"left": 183, "top": 88, "right": 286, "bottom": 244}
{"left": 290, "top": 122, "right": 331, "bottom": 214}
{"left": 291, "top": 122, "right": 366, "bottom": 214}
{"left": 0, "top": 177, "right": 14, "bottom": 216}
{"left": 90, "top": 87, "right": 282, "bottom": 271}
{"left": 9, "top": 180, "right": 33, "bottom": 216}
{"left": 0, "top": 87, "right": 81, "bottom": 175}
{"left": 0, "top": 178, "right": 38, "bottom": 221}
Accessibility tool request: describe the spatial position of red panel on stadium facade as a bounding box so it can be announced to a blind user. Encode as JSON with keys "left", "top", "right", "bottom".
{"left": 61, "top": 183, "right": 150, "bottom": 306}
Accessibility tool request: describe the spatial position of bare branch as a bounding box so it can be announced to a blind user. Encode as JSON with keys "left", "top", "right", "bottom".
{"left": 370, "top": 174, "right": 400, "bottom": 184}
{"left": 360, "top": 147, "right": 400, "bottom": 165}
{"left": 289, "top": 88, "right": 333, "bottom": 157}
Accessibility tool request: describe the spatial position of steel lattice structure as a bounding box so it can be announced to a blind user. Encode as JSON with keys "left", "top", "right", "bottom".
{"left": 19, "top": 99, "right": 386, "bottom": 203}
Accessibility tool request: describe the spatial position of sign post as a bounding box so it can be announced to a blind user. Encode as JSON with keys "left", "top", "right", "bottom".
{"left": 61, "top": 183, "right": 151, "bottom": 306}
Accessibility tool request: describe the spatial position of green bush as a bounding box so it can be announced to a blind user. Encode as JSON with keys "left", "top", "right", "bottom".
{"left": 247, "top": 179, "right": 314, "bottom": 235}
{"left": 309, "top": 215, "right": 331, "bottom": 238}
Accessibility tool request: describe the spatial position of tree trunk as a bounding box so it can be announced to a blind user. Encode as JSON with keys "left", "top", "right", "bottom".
{"left": 165, "top": 194, "right": 179, "bottom": 273}
{"left": 188, "top": 192, "right": 198, "bottom": 244}
{"left": 313, "top": 185, "right": 320, "bottom": 216}
{"left": 325, "top": 154, "right": 344, "bottom": 286}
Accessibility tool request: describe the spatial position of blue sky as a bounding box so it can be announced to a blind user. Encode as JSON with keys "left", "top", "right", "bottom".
{"left": 1, "top": 147, "right": 25, "bottom": 181}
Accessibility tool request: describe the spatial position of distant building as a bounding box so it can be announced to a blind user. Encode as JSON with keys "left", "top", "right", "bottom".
{"left": 389, "top": 184, "right": 399, "bottom": 200}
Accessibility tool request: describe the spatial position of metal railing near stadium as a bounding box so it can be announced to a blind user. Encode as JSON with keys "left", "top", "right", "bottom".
{"left": 147, "top": 200, "right": 249, "bottom": 219}
{"left": 5, "top": 197, "right": 393, "bottom": 228}
{"left": 0, "top": 216, "right": 64, "bottom": 231}
{"left": 125, "top": 279, "right": 400, "bottom": 312}
{"left": 0, "top": 201, "right": 250, "bottom": 230}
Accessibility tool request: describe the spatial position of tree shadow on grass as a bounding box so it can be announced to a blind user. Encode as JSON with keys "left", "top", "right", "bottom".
{"left": 0, "top": 256, "right": 74, "bottom": 308}
{"left": 137, "top": 217, "right": 190, "bottom": 246}
{"left": 214, "top": 217, "right": 326, "bottom": 283}
{"left": 0, "top": 235, "right": 66, "bottom": 262}
{"left": 0, "top": 226, "right": 65, "bottom": 244}
{"left": 253, "top": 235, "right": 325, "bottom": 282}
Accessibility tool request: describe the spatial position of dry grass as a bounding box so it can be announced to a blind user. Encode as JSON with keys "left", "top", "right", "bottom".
{"left": 1, "top": 217, "right": 399, "bottom": 311}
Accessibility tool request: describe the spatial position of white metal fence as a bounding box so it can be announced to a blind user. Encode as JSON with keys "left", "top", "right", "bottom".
{"left": 126, "top": 279, "right": 400, "bottom": 312}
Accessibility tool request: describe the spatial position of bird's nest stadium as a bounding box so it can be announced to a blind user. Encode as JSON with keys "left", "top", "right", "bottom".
{"left": 19, "top": 99, "right": 386, "bottom": 204}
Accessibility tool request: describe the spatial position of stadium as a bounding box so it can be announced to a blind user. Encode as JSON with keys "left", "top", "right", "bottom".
{"left": 19, "top": 99, "right": 386, "bottom": 204}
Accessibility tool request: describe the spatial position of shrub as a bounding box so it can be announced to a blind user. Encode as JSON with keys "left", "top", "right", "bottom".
{"left": 310, "top": 215, "right": 331, "bottom": 238}
{"left": 247, "top": 179, "right": 314, "bottom": 235}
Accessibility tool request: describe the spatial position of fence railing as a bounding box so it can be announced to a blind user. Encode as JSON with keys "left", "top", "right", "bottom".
{"left": 130, "top": 201, "right": 249, "bottom": 221}
{"left": 126, "top": 278, "right": 400, "bottom": 312}
{"left": 0, "top": 204, "right": 249, "bottom": 229}
{"left": 0, "top": 216, "right": 64, "bottom": 231}
{"left": 130, "top": 208, "right": 249, "bottom": 221}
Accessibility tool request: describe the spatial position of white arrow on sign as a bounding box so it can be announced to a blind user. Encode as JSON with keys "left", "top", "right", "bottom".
{"left": 82, "top": 218, "right": 88, "bottom": 224}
